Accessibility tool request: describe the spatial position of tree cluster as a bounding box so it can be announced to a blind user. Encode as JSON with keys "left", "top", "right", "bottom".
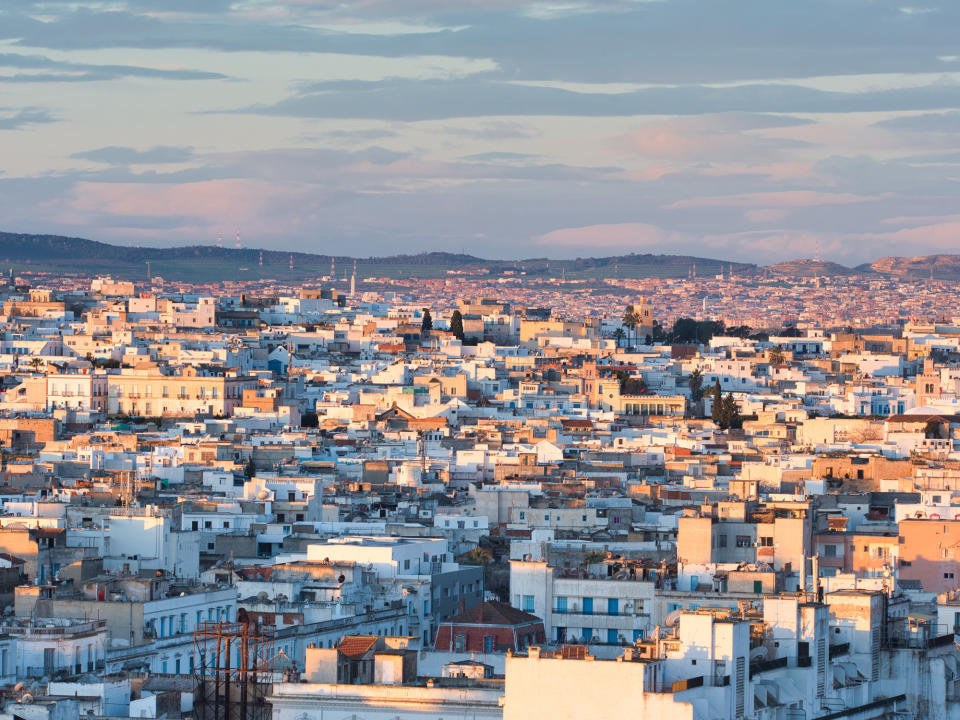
{"left": 615, "top": 370, "right": 647, "bottom": 395}
{"left": 710, "top": 380, "right": 742, "bottom": 430}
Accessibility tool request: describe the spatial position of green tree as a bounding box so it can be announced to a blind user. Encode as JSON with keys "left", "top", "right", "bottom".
{"left": 652, "top": 320, "right": 666, "bottom": 343}
{"left": 710, "top": 380, "right": 723, "bottom": 424}
{"left": 420, "top": 308, "right": 433, "bottom": 335}
{"left": 925, "top": 418, "right": 944, "bottom": 439}
{"left": 449, "top": 309, "right": 464, "bottom": 341}
{"left": 689, "top": 369, "right": 703, "bottom": 403}
{"left": 243, "top": 457, "right": 257, "bottom": 478}
{"left": 721, "top": 394, "right": 742, "bottom": 430}
{"left": 612, "top": 327, "right": 625, "bottom": 348}
{"left": 768, "top": 346, "right": 785, "bottom": 364}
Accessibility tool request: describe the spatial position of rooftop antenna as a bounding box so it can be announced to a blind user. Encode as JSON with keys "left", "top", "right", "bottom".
{"left": 235, "top": 230, "right": 241, "bottom": 249}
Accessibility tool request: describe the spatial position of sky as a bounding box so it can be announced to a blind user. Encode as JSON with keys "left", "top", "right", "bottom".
{"left": 1, "top": 1, "right": 959, "bottom": 265}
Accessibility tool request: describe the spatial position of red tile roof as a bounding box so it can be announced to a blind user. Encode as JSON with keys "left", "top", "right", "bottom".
{"left": 337, "top": 635, "right": 378, "bottom": 659}
{"left": 442, "top": 601, "right": 541, "bottom": 627}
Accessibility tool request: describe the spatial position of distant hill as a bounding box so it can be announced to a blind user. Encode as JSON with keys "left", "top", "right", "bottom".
{"left": 863, "top": 255, "right": 960, "bottom": 280}
{"left": 11, "top": 230, "right": 960, "bottom": 283}
{"left": 767, "top": 258, "right": 860, "bottom": 277}
{"left": 0, "top": 232, "right": 758, "bottom": 282}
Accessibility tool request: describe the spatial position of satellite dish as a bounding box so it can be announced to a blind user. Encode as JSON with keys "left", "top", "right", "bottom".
{"left": 664, "top": 609, "right": 682, "bottom": 627}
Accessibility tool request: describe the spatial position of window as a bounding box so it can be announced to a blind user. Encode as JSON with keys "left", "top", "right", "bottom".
{"left": 582, "top": 628, "right": 593, "bottom": 641}
{"left": 607, "top": 629, "right": 619, "bottom": 644}
{"left": 823, "top": 544, "right": 838, "bottom": 558}
{"left": 758, "top": 537, "right": 773, "bottom": 547}
{"left": 718, "top": 535, "right": 728, "bottom": 548}
{"left": 607, "top": 598, "right": 618, "bottom": 616}
{"left": 736, "top": 535, "right": 751, "bottom": 548}
{"left": 581, "top": 515, "right": 587, "bottom": 522}
{"left": 582, "top": 597, "right": 593, "bottom": 615}
{"left": 556, "top": 596, "right": 568, "bottom": 613}
{"left": 454, "top": 634, "right": 466, "bottom": 652}
{"left": 900, "top": 560, "right": 912, "bottom": 567}
{"left": 523, "top": 595, "right": 535, "bottom": 613}
{"left": 404, "top": 559, "right": 411, "bottom": 570}
{"left": 484, "top": 635, "right": 495, "bottom": 653}
{"left": 945, "top": 572, "right": 955, "bottom": 579}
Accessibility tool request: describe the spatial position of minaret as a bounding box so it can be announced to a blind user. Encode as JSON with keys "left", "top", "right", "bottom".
{"left": 289, "top": 254, "right": 294, "bottom": 271}
{"left": 330, "top": 257, "right": 335, "bottom": 278}
{"left": 235, "top": 231, "right": 241, "bottom": 249}
{"left": 350, "top": 260, "right": 356, "bottom": 297}
{"left": 217, "top": 232, "right": 223, "bottom": 249}
{"left": 259, "top": 251, "right": 263, "bottom": 267}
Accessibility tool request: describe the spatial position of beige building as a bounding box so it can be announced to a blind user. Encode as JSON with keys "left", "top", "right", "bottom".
{"left": 106, "top": 364, "right": 255, "bottom": 417}
{"left": 47, "top": 370, "right": 108, "bottom": 412}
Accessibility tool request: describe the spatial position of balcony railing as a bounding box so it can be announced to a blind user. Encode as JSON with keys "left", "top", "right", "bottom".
{"left": 554, "top": 608, "right": 644, "bottom": 617}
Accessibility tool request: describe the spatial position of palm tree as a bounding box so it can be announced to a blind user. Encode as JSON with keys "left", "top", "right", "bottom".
{"left": 27, "top": 357, "right": 43, "bottom": 372}
{"left": 612, "top": 327, "right": 626, "bottom": 348}
{"left": 622, "top": 305, "right": 637, "bottom": 348}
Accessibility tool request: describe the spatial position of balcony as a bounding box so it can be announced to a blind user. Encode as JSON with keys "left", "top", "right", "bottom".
{"left": 554, "top": 607, "right": 643, "bottom": 618}
{"left": 552, "top": 610, "right": 650, "bottom": 628}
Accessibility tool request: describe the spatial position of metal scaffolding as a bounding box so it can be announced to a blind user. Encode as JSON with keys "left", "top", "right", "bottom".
{"left": 193, "top": 613, "right": 274, "bottom": 720}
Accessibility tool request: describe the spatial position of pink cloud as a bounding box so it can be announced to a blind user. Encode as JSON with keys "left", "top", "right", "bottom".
{"left": 698, "top": 162, "right": 815, "bottom": 181}
{"left": 533, "top": 222, "right": 686, "bottom": 249}
{"left": 668, "top": 190, "right": 883, "bottom": 209}
{"left": 68, "top": 179, "right": 272, "bottom": 220}
{"left": 744, "top": 209, "right": 788, "bottom": 223}
{"left": 875, "top": 221, "right": 960, "bottom": 247}
{"left": 614, "top": 116, "right": 809, "bottom": 163}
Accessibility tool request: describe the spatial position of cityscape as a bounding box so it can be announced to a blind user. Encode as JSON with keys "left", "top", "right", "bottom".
{"left": 0, "top": 251, "right": 953, "bottom": 719}
{"left": 2, "top": 0, "right": 960, "bottom": 719}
